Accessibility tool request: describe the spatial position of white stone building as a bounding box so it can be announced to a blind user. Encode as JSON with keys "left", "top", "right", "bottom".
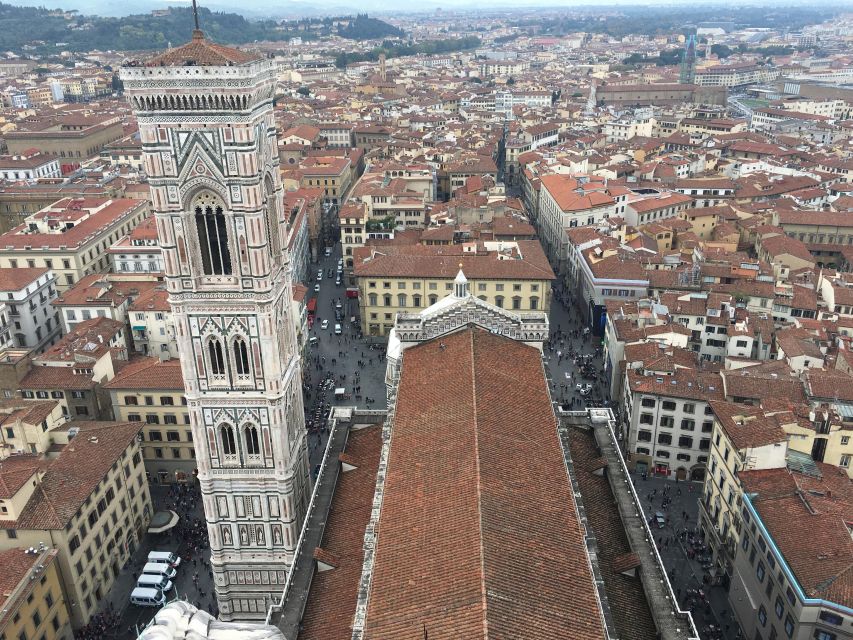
{"left": 122, "top": 28, "right": 311, "bottom": 621}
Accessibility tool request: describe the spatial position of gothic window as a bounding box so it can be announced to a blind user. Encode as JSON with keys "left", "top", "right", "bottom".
{"left": 264, "top": 175, "right": 280, "bottom": 260}
{"left": 233, "top": 337, "right": 250, "bottom": 376}
{"left": 221, "top": 424, "right": 236, "bottom": 456}
{"left": 208, "top": 338, "right": 225, "bottom": 375}
{"left": 194, "top": 192, "right": 231, "bottom": 275}
{"left": 244, "top": 425, "right": 261, "bottom": 456}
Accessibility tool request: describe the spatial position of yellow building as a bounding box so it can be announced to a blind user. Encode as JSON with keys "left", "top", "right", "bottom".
{"left": 0, "top": 421, "right": 152, "bottom": 628}
{"left": 104, "top": 357, "right": 195, "bottom": 485}
{"left": 354, "top": 240, "right": 554, "bottom": 336}
{"left": 700, "top": 401, "right": 789, "bottom": 579}
{"left": 0, "top": 198, "right": 148, "bottom": 291}
{"left": 0, "top": 547, "right": 72, "bottom": 640}
{"left": 299, "top": 156, "right": 352, "bottom": 205}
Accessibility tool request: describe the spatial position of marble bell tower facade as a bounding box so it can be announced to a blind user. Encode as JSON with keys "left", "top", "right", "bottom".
{"left": 121, "top": 31, "right": 311, "bottom": 620}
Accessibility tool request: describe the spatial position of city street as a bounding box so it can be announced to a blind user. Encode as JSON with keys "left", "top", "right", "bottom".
{"left": 635, "top": 475, "right": 740, "bottom": 640}
{"left": 87, "top": 485, "right": 215, "bottom": 639}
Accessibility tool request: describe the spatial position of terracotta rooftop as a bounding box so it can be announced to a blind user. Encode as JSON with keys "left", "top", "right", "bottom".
{"left": 3, "top": 421, "right": 143, "bottom": 530}
{"left": 739, "top": 464, "right": 853, "bottom": 607}
{"left": 362, "top": 328, "right": 606, "bottom": 639}
{"left": 145, "top": 30, "right": 261, "bottom": 68}
{"left": 298, "top": 424, "right": 382, "bottom": 640}
{"left": 102, "top": 357, "right": 184, "bottom": 391}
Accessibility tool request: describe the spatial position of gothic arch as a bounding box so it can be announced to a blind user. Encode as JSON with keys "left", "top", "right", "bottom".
{"left": 263, "top": 173, "right": 281, "bottom": 260}
{"left": 231, "top": 334, "right": 251, "bottom": 377}
{"left": 220, "top": 423, "right": 237, "bottom": 456}
{"left": 206, "top": 335, "right": 226, "bottom": 376}
{"left": 243, "top": 423, "right": 261, "bottom": 457}
{"left": 192, "top": 191, "right": 232, "bottom": 276}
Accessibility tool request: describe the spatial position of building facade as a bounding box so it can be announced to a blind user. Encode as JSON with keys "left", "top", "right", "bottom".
{"left": 121, "top": 30, "right": 312, "bottom": 621}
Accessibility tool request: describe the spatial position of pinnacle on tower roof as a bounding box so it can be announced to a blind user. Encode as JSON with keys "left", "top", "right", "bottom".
{"left": 453, "top": 265, "right": 469, "bottom": 298}
{"left": 143, "top": 0, "right": 261, "bottom": 68}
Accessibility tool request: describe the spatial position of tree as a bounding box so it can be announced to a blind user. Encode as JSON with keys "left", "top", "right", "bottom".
{"left": 506, "top": 76, "right": 515, "bottom": 85}
{"left": 296, "top": 86, "right": 310, "bottom": 97}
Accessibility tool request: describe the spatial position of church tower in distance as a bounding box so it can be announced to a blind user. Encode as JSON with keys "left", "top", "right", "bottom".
{"left": 121, "top": 28, "right": 311, "bottom": 621}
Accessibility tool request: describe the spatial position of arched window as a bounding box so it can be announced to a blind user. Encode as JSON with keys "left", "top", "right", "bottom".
{"left": 530, "top": 296, "right": 539, "bottom": 310}
{"left": 383, "top": 294, "right": 392, "bottom": 307}
{"left": 413, "top": 294, "right": 421, "bottom": 307}
{"left": 233, "top": 337, "right": 250, "bottom": 376}
{"left": 221, "top": 424, "right": 236, "bottom": 455}
{"left": 264, "top": 175, "right": 280, "bottom": 261}
{"left": 429, "top": 294, "right": 438, "bottom": 305}
{"left": 397, "top": 294, "right": 407, "bottom": 307}
{"left": 512, "top": 296, "right": 522, "bottom": 310}
{"left": 495, "top": 296, "right": 504, "bottom": 308}
{"left": 208, "top": 339, "right": 225, "bottom": 375}
{"left": 194, "top": 192, "right": 231, "bottom": 275}
{"left": 244, "top": 425, "right": 260, "bottom": 456}
{"left": 368, "top": 293, "right": 378, "bottom": 306}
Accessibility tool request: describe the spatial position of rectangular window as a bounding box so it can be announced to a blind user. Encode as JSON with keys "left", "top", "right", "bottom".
{"left": 658, "top": 433, "right": 672, "bottom": 445}
{"left": 640, "top": 413, "right": 654, "bottom": 425}
{"left": 661, "top": 400, "right": 676, "bottom": 411}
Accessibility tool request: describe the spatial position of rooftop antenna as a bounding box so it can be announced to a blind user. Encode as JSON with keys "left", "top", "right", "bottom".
{"left": 192, "top": 0, "right": 201, "bottom": 32}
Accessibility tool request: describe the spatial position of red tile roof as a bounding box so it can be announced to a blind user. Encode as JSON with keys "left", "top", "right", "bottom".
{"left": 0, "top": 267, "right": 50, "bottom": 292}
{"left": 145, "top": 30, "right": 261, "bottom": 67}
{"left": 363, "top": 328, "right": 606, "bottom": 639}
{"left": 7, "top": 421, "right": 143, "bottom": 530}
{"left": 299, "top": 424, "right": 383, "bottom": 640}
{"left": 739, "top": 464, "right": 853, "bottom": 607}
{"left": 102, "top": 357, "right": 184, "bottom": 391}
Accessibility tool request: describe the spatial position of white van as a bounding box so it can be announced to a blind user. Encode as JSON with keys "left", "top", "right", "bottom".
{"left": 130, "top": 587, "right": 166, "bottom": 607}
{"left": 137, "top": 574, "right": 173, "bottom": 592}
{"left": 148, "top": 551, "right": 181, "bottom": 567}
{"left": 142, "top": 562, "right": 176, "bottom": 580}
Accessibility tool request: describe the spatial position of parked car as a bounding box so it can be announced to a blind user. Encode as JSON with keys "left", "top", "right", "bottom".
{"left": 314, "top": 284, "right": 320, "bottom": 293}
{"left": 334, "top": 323, "right": 342, "bottom": 335}
{"left": 321, "top": 319, "right": 329, "bottom": 330}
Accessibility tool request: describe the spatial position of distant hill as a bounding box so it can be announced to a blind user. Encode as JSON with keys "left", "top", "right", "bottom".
{"left": 0, "top": 4, "right": 405, "bottom": 53}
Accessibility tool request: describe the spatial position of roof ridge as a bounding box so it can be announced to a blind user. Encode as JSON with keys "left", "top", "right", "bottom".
{"left": 468, "top": 330, "right": 490, "bottom": 638}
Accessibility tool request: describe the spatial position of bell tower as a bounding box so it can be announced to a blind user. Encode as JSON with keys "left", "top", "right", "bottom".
{"left": 121, "top": 25, "right": 310, "bottom": 621}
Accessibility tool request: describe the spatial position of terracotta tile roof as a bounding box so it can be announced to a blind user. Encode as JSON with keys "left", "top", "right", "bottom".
{"left": 540, "top": 174, "right": 615, "bottom": 212}
{"left": 0, "top": 548, "right": 42, "bottom": 606}
{"left": 720, "top": 362, "right": 806, "bottom": 404}
{"left": 145, "top": 30, "right": 261, "bottom": 67}
{"left": 739, "top": 464, "right": 853, "bottom": 607}
{"left": 709, "top": 401, "right": 788, "bottom": 450}
{"left": 353, "top": 240, "right": 554, "bottom": 281}
{"left": 363, "top": 328, "right": 606, "bottom": 639}
{"left": 805, "top": 369, "right": 853, "bottom": 403}
{"left": 102, "top": 357, "right": 184, "bottom": 391}
{"left": 299, "top": 424, "right": 382, "bottom": 640}
{"left": 8, "top": 421, "right": 143, "bottom": 530}
{"left": 567, "top": 427, "right": 657, "bottom": 640}
{"left": 20, "top": 366, "right": 95, "bottom": 391}
{"left": 0, "top": 267, "right": 50, "bottom": 292}
{"left": 0, "top": 455, "right": 42, "bottom": 500}
{"left": 627, "top": 369, "right": 724, "bottom": 402}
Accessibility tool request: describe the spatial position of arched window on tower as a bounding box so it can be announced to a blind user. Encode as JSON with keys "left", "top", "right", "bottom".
{"left": 208, "top": 338, "right": 225, "bottom": 376}
{"left": 264, "top": 175, "right": 281, "bottom": 262}
{"left": 194, "top": 192, "right": 231, "bottom": 276}
{"left": 221, "top": 424, "right": 236, "bottom": 456}
{"left": 244, "top": 425, "right": 261, "bottom": 456}
{"left": 233, "top": 337, "right": 250, "bottom": 376}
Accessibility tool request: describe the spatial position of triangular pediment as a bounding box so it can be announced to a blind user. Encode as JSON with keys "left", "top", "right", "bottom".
{"left": 173, "top": 130, "right": 225, "bottom": 179}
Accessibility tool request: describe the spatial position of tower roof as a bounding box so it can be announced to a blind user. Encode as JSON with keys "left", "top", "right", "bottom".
{"left": 145, "top": 29, "right": 262, "bottom": 68}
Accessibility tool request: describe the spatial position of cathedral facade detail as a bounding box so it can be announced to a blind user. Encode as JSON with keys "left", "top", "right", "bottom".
{"left": 121, "top": 32, "right": 311, "bottom": 620}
